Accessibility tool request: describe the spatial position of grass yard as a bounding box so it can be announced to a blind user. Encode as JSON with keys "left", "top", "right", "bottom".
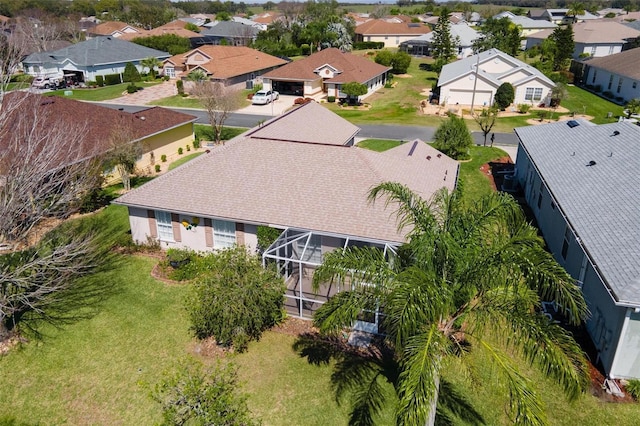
{"left": 168, "top": 152, "right": 204, "bottom": 170}
{"left": 357, "top": 138, "right": 402, "bottom": 152}
{"left": 561, "top": 85, "right": 625, "bottom": 124}
{"left": 149, "top": 94, "right": 204, "bottom": 109}
{"left": 45, "top": 81, "right": 161, "bottom": 102}
{"left": 194, "top": 123, "right": 248, "bottom": 143}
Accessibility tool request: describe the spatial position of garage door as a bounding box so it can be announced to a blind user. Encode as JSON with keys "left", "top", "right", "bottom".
{"left": 273, "top": 81, "right": 303, "bottom": 96}
{"left": 448, "top": 89, "right": 493, "bottom": 107}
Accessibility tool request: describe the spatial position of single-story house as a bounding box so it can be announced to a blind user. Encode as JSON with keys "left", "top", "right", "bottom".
{"left": 114, "top": 101, "right": 459, "bottom": 318}
{"left": 526, "top": 20, "right": 640, "bottom": 59}
{"left": 513, "top": 119, "right": 640, "bottom": 380}
{"left": 87, "top": 21, "right": 144, "bottom": 38}
{"left": 437, "top": 48, "right": 555, "bottom": 108}
{"left": 577, "top": 47, "right": 640, "bottom": 103}
{"left": 539, "top": 8, "right": 599, "bottom": 24}
{"left": 399, "top": 22, "right": 480, "bottom": 59}
{"left": 119, "top": 20, "right": 203, "bottom": 46}
{"left": 162, "top": 45, "right": 287, "bottom": 89}
{"left": 261, "top": 47, "right": 390, "bottom": 99}
{"left": 355, "top": 18, "right": 431, "bottom": 48}
{"left": 199, "top": 20, "right": 261, "bottom": 46}
{"left": 2, "top": 92, "right": 197, "bottom": 181}
{"left": 22, "top": 36, "right": 170, "bottom": 83}
{"left": 493, "top": 11, "right": 557, "bottom": 36}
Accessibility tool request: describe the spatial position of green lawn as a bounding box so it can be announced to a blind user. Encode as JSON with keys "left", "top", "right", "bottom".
{"left": 168, "top": 152, "right": 204, "bottom": 170}
{"left": 357, "top": 138, "right": 402, "bottom": 152}
{"left": 45, "top": 81, "right": 161, "bottom": 102}
{"left": 149, "top": 94, "right": 204, "bottom": 108}
{"left": 561, "top": 85, "right": 625, "bottom": 124}
{"left": 194, "top": 124, "right": 248, "bottom": 143}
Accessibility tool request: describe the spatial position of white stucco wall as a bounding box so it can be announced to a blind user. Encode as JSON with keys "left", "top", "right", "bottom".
{"left": 585, "top": 66, "right": 640, "bottom": 103}
{"left": 362, "top": 34, "right": 426, "bottom": 48}
{"left": 576, "top": 43, "right": 623, "bottom": 59}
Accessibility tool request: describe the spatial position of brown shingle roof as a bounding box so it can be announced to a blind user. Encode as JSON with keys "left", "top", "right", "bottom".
{"left": 90, "top": 21, "right": 143, "bottom": 36}
{"left": 1, "top": 93, "right": 196, "bottom": 165}
{"left": 262, "top": 48, "right": 390, "bottom": 84}
{"left": 581, "top": 47, "right": 640, "bottom": 80}
{"left": 529, "top": 20, "right": 640, "bottom": 43}
{"left": 115, "top": 104, "right": 458, "bottom": 243}
{"left": 355, "top": 19, "right": 430, "bottom": 36}
{"left": 165, "top": 46, "right": 288, "bottom": 79}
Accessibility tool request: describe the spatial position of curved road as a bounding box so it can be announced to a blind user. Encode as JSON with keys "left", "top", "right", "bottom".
{"left": 99, "top": 103, "right": 519, "bottom": 147}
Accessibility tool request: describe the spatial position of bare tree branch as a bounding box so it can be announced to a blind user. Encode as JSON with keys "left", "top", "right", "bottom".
{"left": 190, "top": 81, "right": 242, "bottom": 144}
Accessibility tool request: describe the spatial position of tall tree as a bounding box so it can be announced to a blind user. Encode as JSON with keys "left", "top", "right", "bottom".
{"left": 104, "top": 120, "right": 141, "bottom": 192}
{"left": 431, "top": 7, "right": 459, "bottom": 65}
{"left": 190, "top": 81, "right": 241, "bottom": 144}
{"left": 310, "top": 184, "right": 589, "bottom": 426}
{"left": 473, "top": 17, "right": 522, "bottom": 56}
{"left": 567, "top": 2, "right": 585, "bottom": 23}
{"left": 549, "top": 24, "right": 574, "bottom": 70}
{"left": 140, "top": 56, "right": 162, "bottom": 79}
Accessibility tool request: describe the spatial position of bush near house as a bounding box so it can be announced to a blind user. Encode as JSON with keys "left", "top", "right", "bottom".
{"left": 494, "top": 82, "right": 515, "bottom": 110}
{"left": 104, "top": 74, "right": 121, "bottom": 86}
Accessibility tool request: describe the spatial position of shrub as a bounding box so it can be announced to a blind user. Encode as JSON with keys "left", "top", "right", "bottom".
{"left": 178, "top": 147, "right": 183, "bottom": 155}
{"left": 95, "top": 75, "right": 104, "bottom": 86}
{"left": 186, "top": 144, "right": 190, "bottom": 152}
{"left": 123, "top": 62, "right": 141, "bottom": 83}
{"left": 161, "top": 154, "right": 167, "bottom": 162}
{"left": 257, "top": 225, "right": 282, "bottom": 252}
{"left": 327, "top": 96, "right": 336, "bottom": 103}
{"left": 126, "top": 83, "right": 139, "bottom": 94}
{"left": 353, "top": 41, "right": 384, "bottom": 50}
{"left": 163, "top": 75, "right": 170, "bottom": 81}
{"left": 185, "top": 247, "right": 285, "bottom": 352}
{"left": 585, "top": 84, "right": 594, "bottom": 90}
{"left": 104, "top": 73, "right": 121, "bottom": 86}
{"left": 176, "top": 80, "right": 184, "bottom": 95}
{"left": 432, "top": 114, "right": 473, "bottom": 160}
{"left": 626, "top": 379, "right": 640, "bottom": 401}
{"left": 518, "top": 103, "right": 531, "bottom": 114}
{"left": 193, "top": 139, "right": 200, "bottom": 149}
{"left": 374, "top": 49, "right": 394, "bottom": 67}
{"left": 391, "top": 51, "right": 411, "bottom": 74}
{"left": 594, "top": 84, "right": 602, "bottom": 92}
{"left": 603, "top": 91, "right": 614, "bottom": 98}
{"left": 494, "top": 82, "right": 515, "bottom": 110}
{"left": 155, "top": 164, "right": 161, "bottom": 173}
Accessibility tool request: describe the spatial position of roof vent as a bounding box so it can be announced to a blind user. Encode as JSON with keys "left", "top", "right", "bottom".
{"left": 611, "top": 130, "right": 620, "bottom": 136}
{"left": 567, "top": 120, "right": 580, "bottom": 128}
{"left": 586, "top": 160, "right": 596, "bottom": 167}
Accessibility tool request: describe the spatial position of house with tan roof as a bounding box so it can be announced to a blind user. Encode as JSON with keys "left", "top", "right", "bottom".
{"left": 2, "top": 93, "right": 197, "bottom": 180}
{"left": 526, "top": 20, "right": 640, "bottom": 59}
{"left": 437, "top": 48, "right": 555, "bottom": 108}
{"left": 577, "top": 48, "right": 640, "bottom": 103}
{"left": 114, "top": 101, "right": 458, "bottom": 318}
{"left": 162, "top": 45, "right": 287, "bottom": 89}
{"left": 87, "top": 21, "right": 144, "bottom": 38}
{"left": 119, "top": 19, "right": 202, "bottom": 43}
{"left": 355, "top": 19, "right": 431, "bottom": 48}
{"left": 261, "top": 47, "right": 390, "bottom": 99}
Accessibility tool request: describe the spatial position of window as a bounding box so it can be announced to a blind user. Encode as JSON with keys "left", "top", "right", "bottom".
{"left": 617, "top": 77, "right": 623, "bottom": 93}
{"left": 213, "top": 219, "right": 236, "bottom": 249}
{"left": 591, "top": 46, "right": 596, "bottom": 56}
{"left": 156, "top": 210, "right": 173, "bottom": 241}
{"left": 525, "top": 88, "right": 543, "bottom": 101}
{"left": 525, "top": 88, "right": 534, "bottom": 100}
{"left": 533, "top": 88, "right": 543, "bottom": 101}
{"left": 561, "top": 226, "right": 571, "bottom": 260}
{"left": 537, "top": 192, "right": 543, "bottom": 208}
{"left": 608, "top": 74, "right": 614, "bottom": 90}
{"left": 165, "top": 67, "right": 175, "bottom": 78}
{"left": 592, "top": 70, "right": 597, "bottom": 83}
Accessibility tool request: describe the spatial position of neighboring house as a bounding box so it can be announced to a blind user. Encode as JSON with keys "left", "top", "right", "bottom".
{"left": 22, "top": 36, "right": 170, "bottom": 83}
{"left": 449, "top": 11, "right": 482, "bottom": 26}
{"left": 114, "top": 101, "right": 459, "bottom": 318}
{"left": 200, "top": 20, "right": 260, "bottom": 46}
{"left": 540, "top": 8, "right": 599, "bottom": 24}
{"left": 526, "top": 21, "right": 640, "bottom": 59}
{"left": 354, "top": 19, "right": 430, "bottom": 48}
{"left": 399, "top": 22, "right": 480, "bottom": 58}
{"left": 87, "top": 21, "right": 144, "bottom": 38}
{"left": 232, "top": 16, "right": 266, "bottom": 31}
{"left": 261, "top": 47, "right": 390, "bottom": 99}
{"left": 119, "top": 20, "right": 205, "bottom": 47}
{"left": 162, "top": 45, "right": 287, "bottom": 89}
{"left": 578, "top": 48, "right": 640, "bottom": 103}
{"left": 2, "top": 92, "right": 197, "bottom": 180}
{"left": 437, "top": 48, "right": 555, "bottom": 107}
{"left": 513, "top": 119, "right": 640, "bottom": 380}
{"left": 493, "top": 11, "right": 557, "bottom": 36}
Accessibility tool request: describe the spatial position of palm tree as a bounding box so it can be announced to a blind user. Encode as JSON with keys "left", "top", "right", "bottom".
{"left": 140, "top": 56, "right": 162, "bottom": 80}
{"left": 624, "top": 98, "right": 640, "bottom": 118}
{"left": 311, "top": 183, "right": 590, "bottom": 425}
{"left": 567, "top": 2, "right": 585, "bottom": 24}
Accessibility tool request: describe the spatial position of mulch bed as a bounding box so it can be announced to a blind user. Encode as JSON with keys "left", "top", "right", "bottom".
{"left": 480, "top": 156, "right": 514, "bottom": 191}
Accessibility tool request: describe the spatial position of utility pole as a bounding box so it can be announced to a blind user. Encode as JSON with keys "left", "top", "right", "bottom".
{"left": 470, "top": 53, "right": 480, "bottom": 115}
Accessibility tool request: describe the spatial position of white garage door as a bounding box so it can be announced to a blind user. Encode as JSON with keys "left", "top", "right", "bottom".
{"left": 448, "top": 89, "right": 493, "bottom": 107}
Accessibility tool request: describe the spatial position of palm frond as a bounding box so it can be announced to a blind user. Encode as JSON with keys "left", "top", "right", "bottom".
{"left": 313, "top": 290, "right": 378, "bottom": 335}
{"left": 368, "top": 182, "right": 439, "bottom": 235}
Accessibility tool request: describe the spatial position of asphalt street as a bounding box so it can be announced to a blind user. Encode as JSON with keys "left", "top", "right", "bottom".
{"left": 99, "top": 103, "right": 519, "bottom": 147}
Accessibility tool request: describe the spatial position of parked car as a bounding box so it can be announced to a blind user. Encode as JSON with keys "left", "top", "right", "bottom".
{"left": 252, "top": 90, "right": 279, "bottom": 105}
{"left": 32, "top": 76, "right": 60, "bottom": 90}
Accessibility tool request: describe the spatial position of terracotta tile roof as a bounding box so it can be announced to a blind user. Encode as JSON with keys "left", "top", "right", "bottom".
{"left": 1, "top": 93, "right": 196, "bottom": 166}
{"left": 247, "top": 102, "right": 359, "bottom": 146}
{"left": 355, "top": 19, "right": 431, "bottom": 36}
{"left": 262, "top": 48, "right": 390, "bottom": 84}
{"left": 529, "top": 20, "right": 640, "bottom": 43}
{"left": 115, "top": 105, "right": 458, "bottom": 243}
{"left": 90, "top": 21, "right": 143, "bottom": 36}
{"left": 580, "top": 47, "right": 640, "bottom": 80}
{"left": 165, "top": 46, "right": 287, "bottom": 79}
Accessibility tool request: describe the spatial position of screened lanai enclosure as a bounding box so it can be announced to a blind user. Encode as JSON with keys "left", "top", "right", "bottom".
{"left": 262, "top": 228, "right": 397, "bottom": 327}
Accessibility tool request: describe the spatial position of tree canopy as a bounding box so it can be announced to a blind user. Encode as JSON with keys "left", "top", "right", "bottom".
{"left": 494, "top": 82, "right": 515, "bottom": 110}
{"left": 431, "top": 7, "right": 459, "bottom": 65}
{"left": 473, "top": 17, "right": 522, "bottom": 56}
{"left": 549, "top": 24, "right": 574, "bottom": 70}
{"left": 432, "top": 114, "right": 473, "bottom": 160}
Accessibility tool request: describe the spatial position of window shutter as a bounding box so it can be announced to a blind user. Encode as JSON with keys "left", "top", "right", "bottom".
{"left": 204, "top": 218, "right": 213, "bottom": 248}
{"left": 235, "top": 222, "right": 245, "bottom": 246}
{"left": 171, "top": 213, "right": 182, "bottom": 242}
{"left": 147, "top": 210, "right": 157, "bottom": 239}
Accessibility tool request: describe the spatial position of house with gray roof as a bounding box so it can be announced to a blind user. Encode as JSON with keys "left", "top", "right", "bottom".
{"left": 22, "top": 36, "right": 170, "bottom": 83}
{"left": 493, "top": 11, "right": 557, "bottom": 36}
{"left": 578, "top": 48, "right": 640, "bottom": 104}
{"left": 200, "top": 21, "right": 260, "bottom": 46}
{"left": 437, "top": 48, "right": 555, "bottom": 108}
{"left": 114, "top": 101, "right": 459, "bottom": 318}
{"left": 399, "top": 23, "right": 480, "bottom": 58}
{"left": 514, "top": 119, "right": 640, "bottom": 380}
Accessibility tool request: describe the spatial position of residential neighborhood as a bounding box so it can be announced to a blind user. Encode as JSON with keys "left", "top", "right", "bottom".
{"left": 1, "top": 0, "right": 640, "bottom": 424}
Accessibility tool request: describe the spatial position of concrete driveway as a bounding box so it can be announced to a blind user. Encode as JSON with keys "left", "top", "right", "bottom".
{"left": 237, "top": 95, "right": 300, "bottom": 116}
